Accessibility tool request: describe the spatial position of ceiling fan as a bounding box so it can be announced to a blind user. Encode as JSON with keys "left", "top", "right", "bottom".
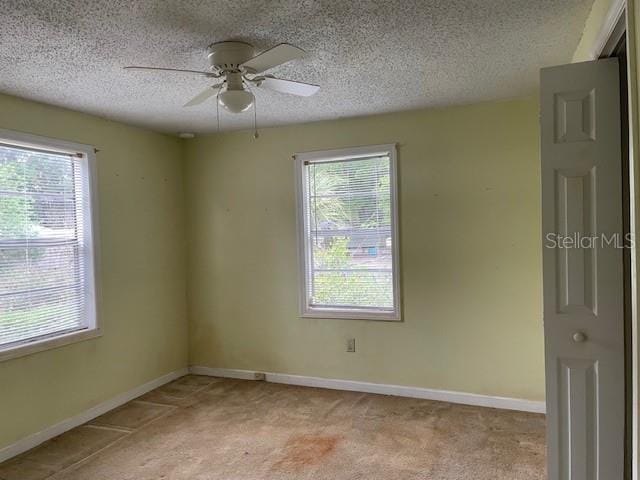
{"left": 124, "top": 41, "right": 320, "bottom": 114}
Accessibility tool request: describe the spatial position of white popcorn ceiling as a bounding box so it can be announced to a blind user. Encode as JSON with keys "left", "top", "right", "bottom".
{"left": 0, "top": 0, "right": 594, "bottom": 133}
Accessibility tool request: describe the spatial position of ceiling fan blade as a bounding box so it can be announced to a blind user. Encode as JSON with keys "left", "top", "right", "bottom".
{"left": 183, "top": 83, "right": 224, "bottom": 107}
{"left": 258, "top": 76, "right": 320, "bottom": 97}
{"left": 123, "top": 66, "right": 215, "bottom": 77}
{"left": 241, "top": 44, "right": 306, "bottom": 74}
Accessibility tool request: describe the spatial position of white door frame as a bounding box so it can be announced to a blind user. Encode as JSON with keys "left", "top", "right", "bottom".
{"left": 589, "top": 0, "right": 627, "bottom": 60}
{"left": 586, "top": 1, "right": 637, "bottom": 479}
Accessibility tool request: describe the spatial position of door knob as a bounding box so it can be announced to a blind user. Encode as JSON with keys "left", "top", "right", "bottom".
{"left": 572, "top": 332, "right": 587, "bottom": 343}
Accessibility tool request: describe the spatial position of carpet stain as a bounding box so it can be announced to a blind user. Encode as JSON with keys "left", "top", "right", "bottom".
{"left": 273, "top": 434, "right": 341, "bottom": 471}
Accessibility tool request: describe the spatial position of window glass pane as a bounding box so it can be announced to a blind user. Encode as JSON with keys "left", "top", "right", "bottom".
{"left": 304, "top": 155, "right": 395, "bottom": 311}
{"left": 0, "top": 143, "right": 88, "bottom": 348}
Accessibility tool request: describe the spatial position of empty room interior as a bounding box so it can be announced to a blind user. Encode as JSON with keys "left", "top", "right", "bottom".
{"left": 1, "top": 0, "right": 640, "bottom": 479}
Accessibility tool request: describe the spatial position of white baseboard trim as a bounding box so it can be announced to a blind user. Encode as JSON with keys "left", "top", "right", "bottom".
{"left": 189, "top": 366, "right": 265, "bottom": 381}
{"left": 0, "top": 368, "right": 188, "bottom": 464}
{"left": 190, "top": 366, "right": 545, "bottom": 414}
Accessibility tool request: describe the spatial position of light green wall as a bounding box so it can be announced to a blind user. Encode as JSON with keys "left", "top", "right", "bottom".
{"left": 0, "top": 93, "right": 544, "bottom": 452}
{"left": 573, "top": 0, "right": 617, "bottom": 62}
{"left": 0, "top": 94, "right": 188, "bottom": 449}
{"left": 185, "top": 97, "right": 545, "bottom": 401}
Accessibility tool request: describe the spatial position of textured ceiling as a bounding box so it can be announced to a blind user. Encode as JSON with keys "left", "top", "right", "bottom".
{"left": 0, "top": 0, "right": 594, "bottom": 133}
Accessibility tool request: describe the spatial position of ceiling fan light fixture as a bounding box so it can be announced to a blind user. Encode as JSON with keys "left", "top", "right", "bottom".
{"left": 125, "top": 41, "right": 320, "bottom": 125}
{"left": 218, "top": 90, "right": 254, "bottom": 113}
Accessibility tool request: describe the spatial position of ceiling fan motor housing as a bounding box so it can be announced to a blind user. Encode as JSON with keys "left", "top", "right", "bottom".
{"left": 208, "top": 41, "right": 255, "bottom": 73}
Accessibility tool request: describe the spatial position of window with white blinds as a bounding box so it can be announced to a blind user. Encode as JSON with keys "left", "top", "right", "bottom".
{"left": 296, "top": 144, "right": 400, "bottom": 320}
{"left": 0, "top": 133, "right": 98, "bottom": 356}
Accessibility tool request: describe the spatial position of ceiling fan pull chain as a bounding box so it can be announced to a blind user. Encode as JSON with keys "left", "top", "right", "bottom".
{"left": 216, "top": 89, "right": 220, "bottom": 132}
{"left": 243, "top": 77, "right": 259, "bottom": 140}
{"left": 253, "top": 94, "right": 259, "bottom": 139}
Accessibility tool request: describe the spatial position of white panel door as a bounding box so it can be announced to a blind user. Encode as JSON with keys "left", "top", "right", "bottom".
{"left": 541, "top": 58, "right": 624, "bottom": 480}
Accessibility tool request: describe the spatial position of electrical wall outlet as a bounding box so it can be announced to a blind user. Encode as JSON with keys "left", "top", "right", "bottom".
{"left": 346, "top": 338, "right": 356, "bottom": 353}
{"left": 253, "top": 372, "right": 266, "bottom": 381}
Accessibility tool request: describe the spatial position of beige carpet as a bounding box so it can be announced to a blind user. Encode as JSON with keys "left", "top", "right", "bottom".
{"left": 0, "top": 376, "right": 546, "bottom": 480}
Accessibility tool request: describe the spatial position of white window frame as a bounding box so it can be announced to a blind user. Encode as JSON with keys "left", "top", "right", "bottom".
{"left": 0, "top": 128, "right": 101, "bottom": 362}
{"left": 295, "top": 144, "right": 401, "bottom": 321}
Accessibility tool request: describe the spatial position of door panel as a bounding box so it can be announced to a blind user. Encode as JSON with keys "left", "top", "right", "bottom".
{"left": 541, "top": 58, "right": 624, "bottom": 480}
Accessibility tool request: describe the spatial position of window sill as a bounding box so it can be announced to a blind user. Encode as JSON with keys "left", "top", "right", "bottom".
{"left": 302, "top": 309, "right": 401, "bottom": 322}
{"left": 0, "top": 328, "right": 102, "bottom": 362}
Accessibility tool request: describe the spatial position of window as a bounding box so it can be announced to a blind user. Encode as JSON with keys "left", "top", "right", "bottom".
{"left": 296, "top": 144, "right": 400, "bottom": 320}
{"left": 0, "top": 130, "right": 99, "bottom": 360}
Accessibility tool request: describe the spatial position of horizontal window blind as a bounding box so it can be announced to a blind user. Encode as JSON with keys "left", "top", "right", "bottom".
{"left": 302, "top": 153, "right": 397, "bottom": 313}
{"left": 0, "top": 143, "right": 89, "bottom": 348}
